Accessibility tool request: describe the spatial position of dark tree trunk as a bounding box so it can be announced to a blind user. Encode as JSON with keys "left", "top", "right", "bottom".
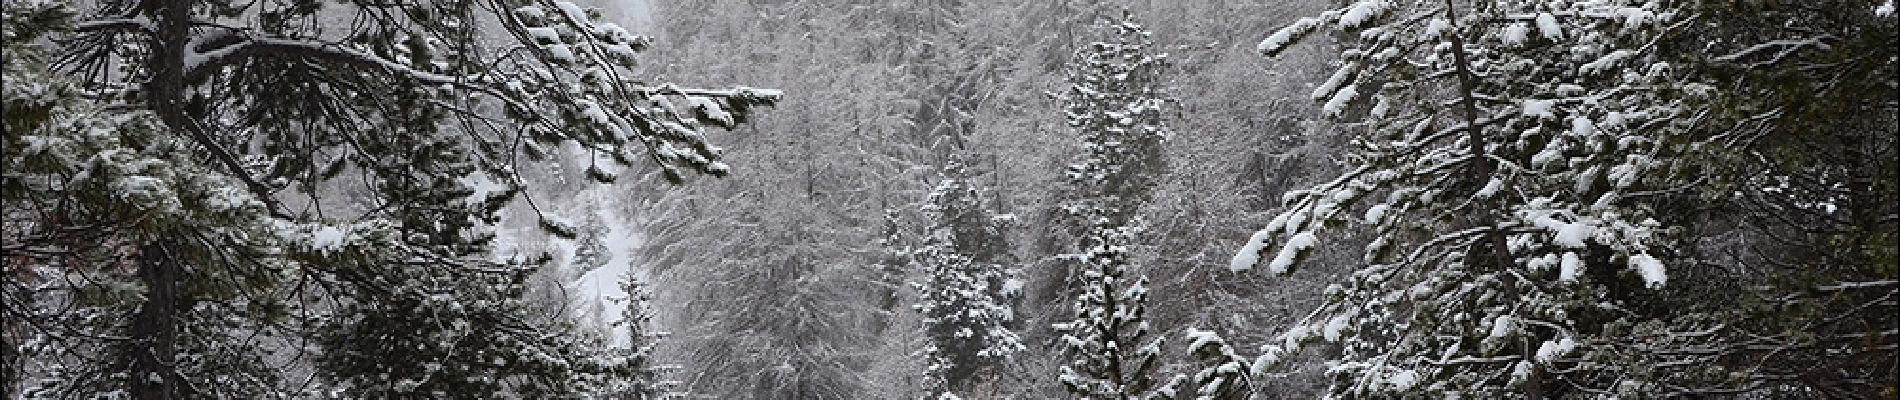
{"left": 128, "top": 240, "right": 180, "bottom": 400}
{"left": 1442, "top": 0, "right": 1541, "bottom": 398}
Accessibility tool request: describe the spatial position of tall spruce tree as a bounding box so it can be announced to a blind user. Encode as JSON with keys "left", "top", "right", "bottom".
{"left": 1051, "top": 12, "right": 1182, "bottom": 399}
{"left": 5, "top": 0, "right": 779, "bottom": 397}
{"left": 910, "top": 158, "right": 1024, "bottom": 396}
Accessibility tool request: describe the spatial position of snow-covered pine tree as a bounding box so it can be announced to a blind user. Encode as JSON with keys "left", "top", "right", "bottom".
{"left": 1051, "top": 12, "right": 1183, "bottom": 399}
{"left": 604, "top": 274, "right": 680, "bottom": 399}
{"left": 569, "top": 214, "right": 614, "bottom": 277}
{"left": 1232, "top": 0, "right": 1715, "bottom": 397}
{"left": 1056, "top": 12, "right": 1170, "bottom": 230}
{"left": 911, "top": 158, "right": 1024, "bottom": 396}
{"left": 5, "top": 3, "right": 294, "bottom": 395}
{"left": 3, "top": 0, "right": 780, "bottom": 396}
{"left": 1057, "top": 221, "right": 1180, "bottom": 399}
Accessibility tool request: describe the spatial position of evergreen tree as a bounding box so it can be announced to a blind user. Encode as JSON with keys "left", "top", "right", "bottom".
{"left": 1056, "top": 13, "right": 1170, "bottom": 229}
{"left": 6, "top": 0, "right": 779, "bottom": 397}
{"left": 5, "top": 2, "right": 291, "bottom": 396}
{"left": 1229, "top": 0, "right": 1741, "bottom": 397}
{"left": 1051, "top": 12, "right": 1182, "bottom": 399}
{"left": 569, "top": 214, "right": 614, "bottom": 277}
{"left": 910, "top": 159, "right": 1024, "bottom": 396}
{"left": 1057, "top": 222, "right": 1179, "bottom": 399}
{"left": 1642, "top": 2, "right": 1898, "bottom": 396}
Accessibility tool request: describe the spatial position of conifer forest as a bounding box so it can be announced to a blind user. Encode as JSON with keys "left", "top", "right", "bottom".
{"left": 4, "top": 0, "right": 1898, "bottom": 398}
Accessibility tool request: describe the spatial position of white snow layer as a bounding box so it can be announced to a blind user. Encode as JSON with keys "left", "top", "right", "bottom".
{"left": 1553, "top": 221, "right": 1595, "bottom": 248}
{"left": 1489, "top": 315, "right": 1513, "bottom": 339}
{"left": 1259, "top": 17, "right": 1320, "bottom": 55}
{"left": 1323, "top": 85, "right": 1359, "bottom": 117}
{"left": 1629, "top": 253, "right": 1666, "bottom": 288}
{"left": 1323, "top": 312, "right": 1351, "bottom": 342}
{"left": 1186, "top": 328, "right": 1223, "bottom": 353}
{"left": 1521, "top": 99, "right": 1555, "bottom": 119}
{"left": 1269, "top": 231, "right": 1319, "bottom": 274}
{"left": 310, "top": 226, "right": 349, "bottom": 253}
{"left": 1364, "top": 204, "right": 1390, "bottom": 224}
{"left": 1534, "top": 336, "right": 1576, "bottom": 363}
{"left": 1384, "top": 369, "right": 1420, "bottom": 391}
{"left": 1229, "top": 228, "right": 1276, "bottom": 272}
{"left": 1571, "top": 116, "right": 1596, "bottom": 137}
{"left": 1535, "top": 13, "right": 1563, "bottom": 40}
{"left": 1501, "top": 22, "right": 1531, "bottom": 47}
{"left": 1421, "top": 18, "right": 1449, "bottom": 39}
{"left": 1338, "top": 0, "right": 1391, "bottom": 29}
{"left": 1559, "top": 252, "right": 1583, "bottom": 282}
{"left": 1000, "top": 277, "right": 1026, "bottom": 297}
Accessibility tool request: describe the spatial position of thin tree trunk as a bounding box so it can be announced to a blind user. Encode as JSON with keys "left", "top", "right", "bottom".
{"left": 1442, "top": 0, "right": 1542, "bottom": 398}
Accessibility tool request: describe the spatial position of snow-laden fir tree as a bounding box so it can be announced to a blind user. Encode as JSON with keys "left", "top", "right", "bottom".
{"left": 910, "top": 158, "right": 1024, "bottom": 396}
{"left": 5, "top": 3, "right": 294, "bottom": 395}
{"left": 1231, "top": 0, "right": 1720, "bottom": 397}
{"left": 1057, "top": 222, "right": 1181, "bottom": 399}
{"left": 1057, "top": 12, "right": 1170, "bottom": 229}
{"left": 1051, "top": 12, "right": 1183, "bottom": 399}
{"left": 4, "top": 0, "right": 780, "bottom": 397}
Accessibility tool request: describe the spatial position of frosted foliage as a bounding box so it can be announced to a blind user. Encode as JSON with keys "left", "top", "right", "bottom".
{"left": 1053, "top": 13, "right": 1181, "bottom": 400}
{"left": 1055, "top": 224, "right": 1179, "bottom": 399}
{"left": 1228, "top": 229, "right": 1275, "bottom": 272}
{"left": 1230, "top": 0, "right": 1710, "bottom": 397}
{"left": 910, "top": 161, "right": 1024, "bottom": 394}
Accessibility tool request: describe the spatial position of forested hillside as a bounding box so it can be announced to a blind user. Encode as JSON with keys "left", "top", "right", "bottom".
{"left": 3, "top": 0, "right": 1894, "bottom": 399}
